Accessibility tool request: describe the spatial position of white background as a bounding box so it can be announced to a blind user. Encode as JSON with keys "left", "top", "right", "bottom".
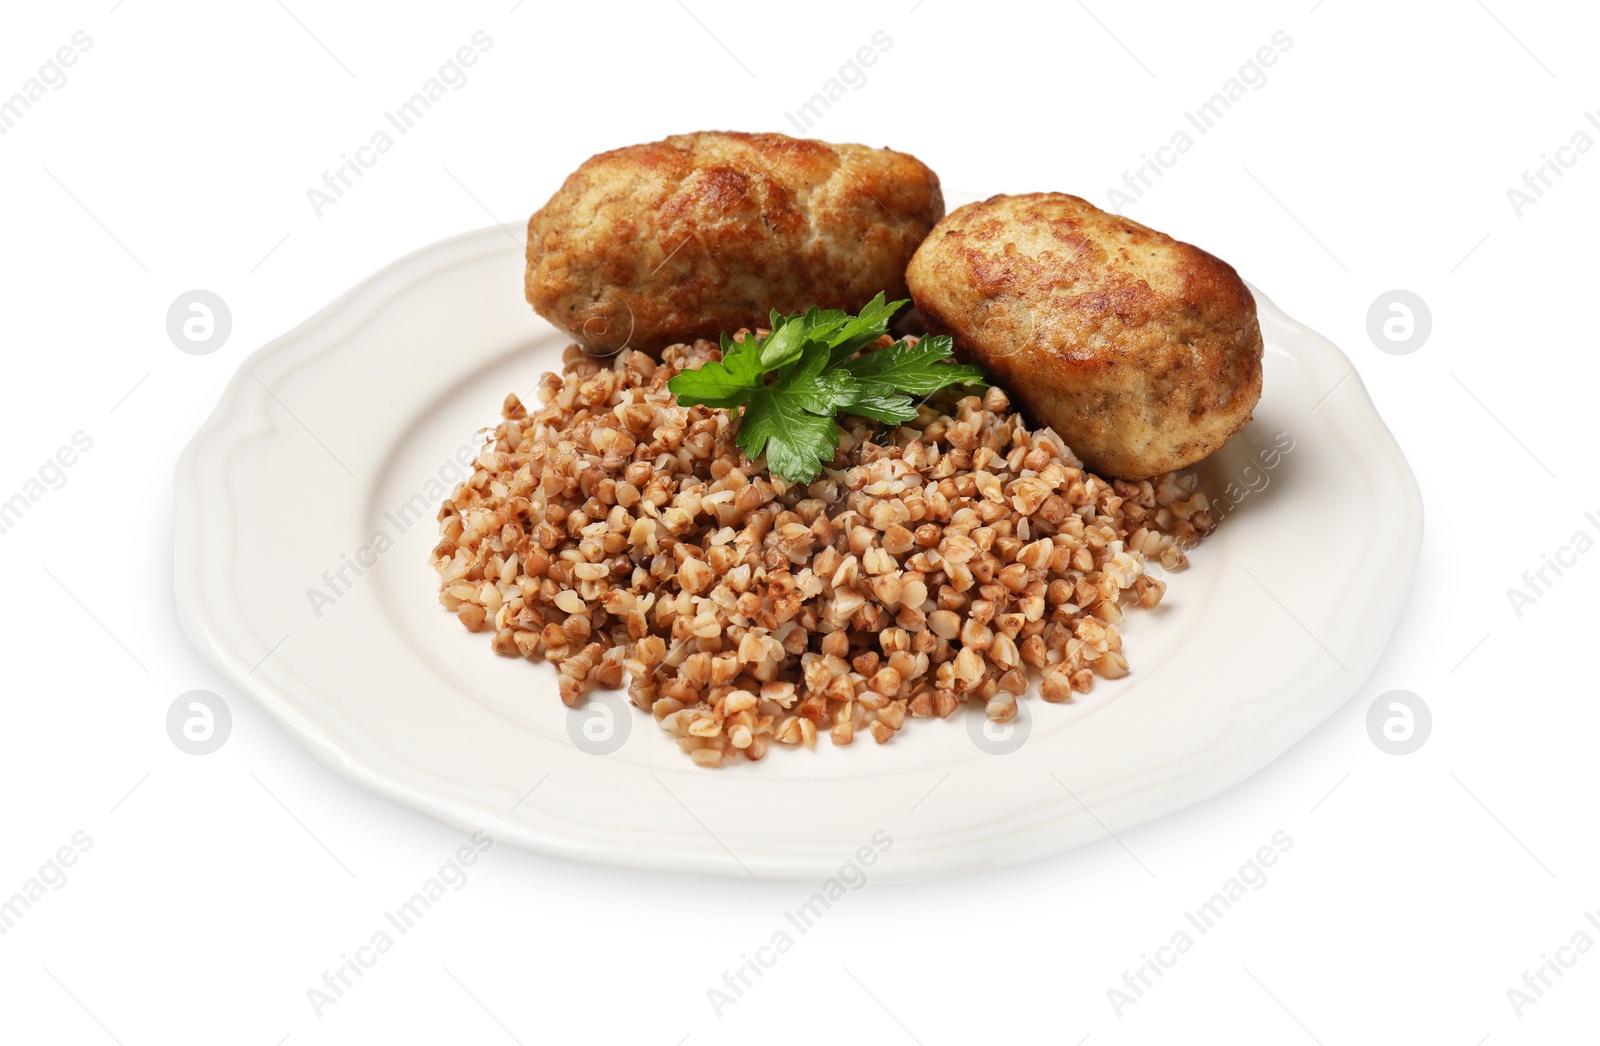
{"left": 2, "top": 0, "right": 1596, "bottom": 1042}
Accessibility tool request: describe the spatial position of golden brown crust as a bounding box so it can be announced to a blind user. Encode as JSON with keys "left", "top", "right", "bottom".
{"left": 526, "top": 131, "right": 944, "bottom": 354}
{"left": 905, "top": 192, "right": 1263, "bottom": 480}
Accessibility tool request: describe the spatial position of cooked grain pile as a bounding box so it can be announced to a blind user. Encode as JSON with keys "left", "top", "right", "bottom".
{"left": 433, "top": 339, "right": 1214, "bottom": 767}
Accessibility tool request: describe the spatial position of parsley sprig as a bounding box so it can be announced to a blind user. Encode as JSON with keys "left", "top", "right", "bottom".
{"left": 667, "top": 294, "right": 987, "bottom": 483}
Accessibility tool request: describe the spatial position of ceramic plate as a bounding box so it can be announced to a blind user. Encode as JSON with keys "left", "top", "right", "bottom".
{"left": 174, "top": 217, "right": 1421, "bottom": 881}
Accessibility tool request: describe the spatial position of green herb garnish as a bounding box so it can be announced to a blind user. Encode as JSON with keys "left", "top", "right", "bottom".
{"left": 667, "top": 294, "right": 987, "bottom": 483}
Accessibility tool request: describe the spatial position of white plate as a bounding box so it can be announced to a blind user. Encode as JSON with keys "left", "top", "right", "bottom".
{"left": 174, "top": 220, "right": 1421, "bottom": 882}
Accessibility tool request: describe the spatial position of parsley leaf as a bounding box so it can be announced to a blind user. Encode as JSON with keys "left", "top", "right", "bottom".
{"left": 825, "top": 292, "right": 907, "bottom": 367}
{"left": 665, "top": 332, "right": 768, "bottom": 408}
{"left": 667, "top": 296, "right": 988, "bottom": 483}
{"left": 797, "top": 305, "right": 851, "bottom": 346}
{"left": 757, "top": 314, "right": 811, "bottom": 371}
{"left": 735, "top": 342, "right": 853, "bottom": 482}
{"left": 835, "top": 384, "right": 920, "bottom": 425}
{"left": 736, "top": 402, "right": 841, "bottom": 484}
{"left": 837, "top": 334, "right": 987, "bottom": 394}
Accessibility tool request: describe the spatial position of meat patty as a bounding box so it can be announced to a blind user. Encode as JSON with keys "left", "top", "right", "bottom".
{"left": 906, "top": 193, "right": 1263, "bottom": 480}
{"left": 526, "top": 131, "right": 943, "bottom": 354}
